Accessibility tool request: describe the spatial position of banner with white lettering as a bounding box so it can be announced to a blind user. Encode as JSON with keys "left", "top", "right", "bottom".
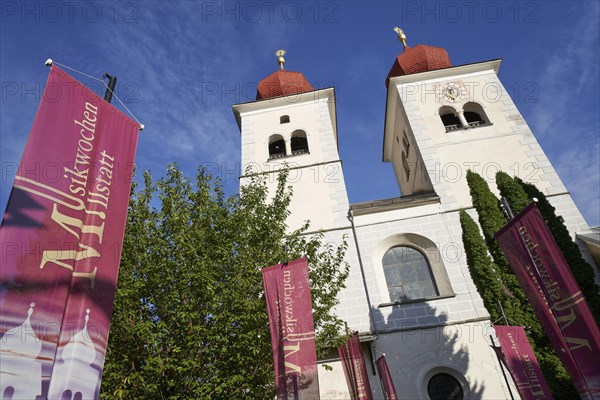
{"left": 375, "top": 355, "right": 398, "bottom": 400}
{"left": 338, "top": 332, "right": 373, "bottom": 400}
{"left": 0, "top": 66, "right": 139, "bottom": 399}
{"left": 262, "top": 257, "right": 320, "bottom": 399}
{"left": 494, "top": 325, "right": 552, "bottom": 400}
{"left": 495, "top": 203, "right": 600, "bottom": 399}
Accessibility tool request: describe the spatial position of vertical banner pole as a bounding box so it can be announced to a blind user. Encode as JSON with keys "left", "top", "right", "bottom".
{"left": 493, "top": 326, "right": 553, "bottom": 399}
{"left": 500, "top": 196, "right": 515, "bottom": 220}
{"left": 490, "top": 334, "right": 515, "bottom": 400}
{"left": 103, "top": 73, "right": 117, "bottom": 103}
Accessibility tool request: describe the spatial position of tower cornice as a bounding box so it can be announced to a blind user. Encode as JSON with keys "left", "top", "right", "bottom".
{"left": 232, "top": 87, "right": 337, "bottom": 133}
{"left": 387, "top": 59, "right": 502, "bottom": 88}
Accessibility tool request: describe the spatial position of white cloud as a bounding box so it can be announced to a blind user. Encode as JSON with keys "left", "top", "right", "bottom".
{"left": 82, "top": 2, "right": 298, "bottom": 189}
{"left": 554, "top": 135, "right": 600, "bottom": 226}
{"left": 526, "top": 2, "right": 600, "bottom": 225}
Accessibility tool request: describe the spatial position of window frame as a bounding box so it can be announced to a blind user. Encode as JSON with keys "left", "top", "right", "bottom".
{"left": 439, "top": 105, "right": 462, "bottom": 132}
{"left": 372, "top": 233, "right": 454, "bottom": 307}
{"left": 268, "top": 134, "right": 286, "bottom": 159}
{"left": 421, "top": 367, "right": 469, "bottom": 400}
{"left": 462, "top": 101, "right": 490, "bottom": 128}
{"left": 290, "top": 129, "right": 309, "bottom": 156}
{"left": 427, "top": 372, "right": 464, "bottom": 400}
{"left": 382, "top": 245, "right": 439, "bottom": 303}
{"left": 439, "top": 102, "right": 493, "bottom": 132}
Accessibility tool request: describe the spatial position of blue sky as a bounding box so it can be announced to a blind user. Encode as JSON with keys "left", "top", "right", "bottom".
{"left": 1, "top": 1, "right": 599, "bottom": 226}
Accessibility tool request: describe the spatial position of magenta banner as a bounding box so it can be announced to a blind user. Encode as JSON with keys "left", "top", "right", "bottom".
{"left": 262, "top": 257, "right": 320, "bottom": 400}
{"left": 338, "top": 332, "right": 373, "bottom": 400}
{"left": 494, "top": 325, "right": 553, "bottom": 399}
{"left": 375, "top": 355, "right": 398, "bottom": 400}
{"left": 0, "top": 66, "right": 139, "bottom": 399}
{"left": 495, "top": 203, "right": 600, "bottom": 399}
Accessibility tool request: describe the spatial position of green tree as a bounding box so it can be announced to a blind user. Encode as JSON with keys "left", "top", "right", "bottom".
{"left": 465, "top": 170, "right": 509, "bottom": 266}
{"left": 459, "top": 210, "right": 503, "bottom": 320}
{"left": 465, "top": 170, "right": 577, "bottom": 398}
{"left": 512, "top": 176, "right": 600, "bottom": 324}
{"left": 495, "top": 171, "right": 530, "bottom": 214}
{"left": 100, "top": 164, "right": 349, "bottom": 399}
{"left": 465, "top": 170, "right": 527, "bottom": 304}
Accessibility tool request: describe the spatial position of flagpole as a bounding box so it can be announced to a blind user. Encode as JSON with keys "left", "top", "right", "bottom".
{"left": 500, "top": 197, "right": 514, "bottom": 220}
{"left": 103, "top": 73, "right": 117, "bottom": 103}
{"left": 496, "top": 299, "right": 509, "bottom": 326}
{"left": 44, "top": 59, "right": 143, "bottom": 130}
{"left": 491, "top": 334, "right": 515, "bottom": 400}
{"left": 495, "top": 200, "right": 520, "bottom": 400}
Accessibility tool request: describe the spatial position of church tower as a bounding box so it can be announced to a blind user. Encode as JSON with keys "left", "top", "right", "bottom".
{"left": 232, "top": 50, "right": 349, "bottom": 233}
{"left": 382, "top": 28, "right": 591, "bottom": 238}
{"left": 233, "top": 32, "right": 596, "bottom": 400}
{"left": 371, "top": 28, "right": 597, "bottom": 399}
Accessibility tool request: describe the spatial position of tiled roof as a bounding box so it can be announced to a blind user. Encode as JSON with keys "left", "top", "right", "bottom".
{"left": 386, "top": 44, "right": 451, "bottom": 86}
{"left": 257, "top": 70, "right": 314, "bottom": 100}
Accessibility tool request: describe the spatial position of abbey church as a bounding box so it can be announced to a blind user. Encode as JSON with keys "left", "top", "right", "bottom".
{"left": 232, "top": 31, "right": 597, "bottom": 399}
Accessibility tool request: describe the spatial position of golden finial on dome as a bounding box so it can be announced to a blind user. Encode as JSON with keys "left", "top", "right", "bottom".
{"left": 394, "top": 27, "right": 409, "bottom": 51}
{"left": 276, "top": 49, "right": 286, "bottom": 70}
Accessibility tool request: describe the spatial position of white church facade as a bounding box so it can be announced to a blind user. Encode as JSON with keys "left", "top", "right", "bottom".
{"left": 232, "top": 36, "right": 596, "bottom": 399}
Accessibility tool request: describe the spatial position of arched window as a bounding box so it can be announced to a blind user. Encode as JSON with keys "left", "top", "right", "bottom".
{"left": 402, "top": 131, "right": 410, "bottom": 156}
{"left": 427, "top": 373, "right": 464, "bottom": 400}
{"left": 382, "top": 246, "right": 438, "bottom": 302}
{"left": 463, "top": 102, "right": 489, "bottom": 127}
{"left": 374, "top": 234, "right": 454, "bottom": 305}
{"left": 290, "top": 130, "right": 309, "bottom": 155}
{"left": 3, "top": 387, "right": 14, "bottom": 400}
{"left": 439, "top": 106, "right": 462, "bottom": 132}
{"left": 280, "top": 115, "right": 290, "bottom": 124}
{"left": 401, "top": 152, "right": 410, "bottom": 181}
{"left": 268, "top": 134, "right": 286, "bottom": 159}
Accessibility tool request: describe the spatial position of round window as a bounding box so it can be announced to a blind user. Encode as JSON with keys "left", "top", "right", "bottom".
{"left": 427, "top": 373, "right": 464, "bottom": 400}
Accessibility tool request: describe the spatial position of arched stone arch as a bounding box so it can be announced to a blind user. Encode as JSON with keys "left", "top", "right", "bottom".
{"left": 372, "top": 233, "right": 454, "bottom": 304}
{"left": 2, "top": 387, "right": 15, "bottom": 400}
{"left": 268, "top": 134, "right": 286, "bottom": 159}
{"left": 462, "top": 102, "right": 490, "bottom": 127}
{"left": 290, "top": 129, "right": 309, "bottom": 155}
{"left": 439, "top": 105, "right": 462, "bottom": 132}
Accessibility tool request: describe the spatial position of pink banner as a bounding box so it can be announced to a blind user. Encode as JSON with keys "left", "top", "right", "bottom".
{"left": 338, "top": 332, "right": 373, "bottom": 400}
{"left": 262, "top": 257, "right": 320, "bottom": 399}
{"left": 495, "top": 203, "right": 600, "bottom": 399}
{"left": 0, "top": 66, "right": 139, "bottom": 399}
{"left": 375, "top": 355, "right": 398, "bottom": 400}
{"left": 494, "top": 325, "right": 552, "bottom": 399}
